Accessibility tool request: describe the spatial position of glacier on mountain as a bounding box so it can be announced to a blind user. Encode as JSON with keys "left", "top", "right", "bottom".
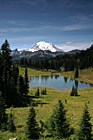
{"left": 26, "top": 41, "right": 62, "bottom": 52}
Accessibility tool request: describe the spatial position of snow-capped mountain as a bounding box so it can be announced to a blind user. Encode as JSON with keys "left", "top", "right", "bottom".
{"left": 26, "top": 41, "right": 62, "bottom": 52}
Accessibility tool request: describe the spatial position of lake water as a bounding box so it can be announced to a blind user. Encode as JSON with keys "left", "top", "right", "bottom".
{"left": 29, "top": 75, "right": 93, "bottom": 90}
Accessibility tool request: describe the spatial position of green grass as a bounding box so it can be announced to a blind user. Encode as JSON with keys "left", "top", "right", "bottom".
{"left": 19, "top": 66, "right": 58, "bottom": 77}
{"left": 0, "top": 67, "right": 92, "bottom": 139}
{"left": 19, "top": 66, "right": 93, "bottom": 84}
{"left": 61, "top": 68, "right": 93, "bottom": 84}
{"left": 0, "top": 87, "right": 93, "bottom": 140}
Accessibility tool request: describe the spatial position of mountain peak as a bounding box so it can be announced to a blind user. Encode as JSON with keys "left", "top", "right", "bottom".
{"left": 27, "top": 41, "right": 62, "bottom": 52}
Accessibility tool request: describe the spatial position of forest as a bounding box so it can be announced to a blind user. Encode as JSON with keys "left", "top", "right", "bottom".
{"left": 18, "top": 45, "right": 93, "bottom": 71}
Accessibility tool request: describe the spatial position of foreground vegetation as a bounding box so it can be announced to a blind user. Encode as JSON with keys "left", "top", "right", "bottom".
{"left": 0, "top": 87, "right": 93, "bottom": 140}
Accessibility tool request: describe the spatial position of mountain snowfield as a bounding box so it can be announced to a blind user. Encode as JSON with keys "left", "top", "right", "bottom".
{"left": 26, "top": 41, "right": 62, "bottom": 52}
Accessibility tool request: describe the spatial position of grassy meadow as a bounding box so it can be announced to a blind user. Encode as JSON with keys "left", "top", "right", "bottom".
{"left": 0, "top": 67, "right": 93, "bottom": 140}
{"left": 19, "top": 66, "right": 57, "bottom": 77}
{"left": 19, "top": 66, "right": 93, "bottom": 84}
{"left": 61, "top": 68, "right": 93, "bottom": 85}
{"left": 0, "top": 87, "right": 93, "bottom": 140}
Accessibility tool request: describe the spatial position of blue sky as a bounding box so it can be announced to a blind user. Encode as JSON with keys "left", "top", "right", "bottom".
{"left": 0, "top": 0, "right": 93, "bottom": 51}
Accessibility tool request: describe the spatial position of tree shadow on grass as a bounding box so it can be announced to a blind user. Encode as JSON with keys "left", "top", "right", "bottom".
{"left": 22, "top": 95, "right": 49, "bottom": 107}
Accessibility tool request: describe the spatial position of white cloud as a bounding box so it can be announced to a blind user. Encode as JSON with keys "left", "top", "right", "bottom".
{"left": 0, "top": 26, "right": 48, "bottom": 33}
{"left": 63, "top": 24, "right": 89, "bottom": 31}
{"left": 0, "top": 23, "right": 92, "bottom": 34}
{"left": 22, "top": 0, "right": 47, "bottom": 6}
{"left": 0, "top": 28, "right": 32, "bottom": 33}
{"left": 9, "top": 20, "right": 25, "bottom": 26}
{"left": 66, "top": 42, "right": 72, "bottom": 44}
{"left": 56, "top": 42, "right": 93, "bottom": 52}
{"left": 0, "top": 36, "right": 41, "bottom": 43}
{"left": 24, "top": 44, "right": 28, "bottom": 47}
{"left": 8, "top": 36, "right": 47, "bottom": 41}
{"left": 9, "top": 21, "right": 17, "bottom": 25}
{"left": 39, "top": 24, "right": 92, "bottom": 31}
{"left": 67, "top": 15, "right": 90, "bottom": 22}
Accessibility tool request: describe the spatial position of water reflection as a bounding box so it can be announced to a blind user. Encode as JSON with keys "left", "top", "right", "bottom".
{"left": 51, "top": 75, "right": 53, "bottom": 79}
{"left": 41, "top": 76, "right": 49, "bottom": 82}
{"left": 64, "top": 77, "right": 68, "bottom": 83}
{"left": 80, "top": 81, "right": 84, "bottom": 84}
{"left": 70, "top": 78, "right": 73, "bottom": 82}
{"left": 29, "top": 75, "right": 92, "bottom": 90}
{"left": 55, "top": 75, "right": 59, "bottom": 79}
{"left": 75, "top": 80, "right": 78, "bottom": 88}
{"left": 89, "top": 84, "right": 93, "bottom": 87}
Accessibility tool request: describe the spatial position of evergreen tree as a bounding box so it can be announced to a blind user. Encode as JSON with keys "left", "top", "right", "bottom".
{"left": 17, "top": 75, "right": 24, "bottom": 96}
{"left": 12, "top": 65, "right": 19, "bottom": 86}
{"left": 0, "top": 40, "right": 26, "bottom": 107}
{"left": 7, "top": 107, "right": 16, "bottom": 132}
{"left": 0, "top": 51, "right": 2, "bottom": 70}
{"left": 0, "top": 40, "right": 12, "bottom": 107}
{"left": 74, "top": 67, "right": 79, "bottom": 78}
{"left": 0, "top": 52, "right": 3, "bottom": 93}
{"left": 75, "top": 80, "right": 78, "bottom": 88}
{"left": 0, "top": 92, "right": 7, "bottom": 131}
{"left": 70, "top": 86, "right": 75, "bottom": 96}
{"left": 9, "top": 77, "right": 18, "bottom": 107}
{"left": 47, "top": 100, "right": 71, "bottom": 138}
{"left": 39, "top": 120, "right": 45, "bottom": 134}
{"left": 16, "top": 65, "right": 19, "bottom": 77}
{"left": 17, "top": 45, "right": 93, "bottom": 71}
{"left": 24, "top": 68, "right": 29, "bottom": 95}
{"left": 41, "top": 88, "right": 47, "bottom": 95}
{"left": 24, "top": 106, "right": 40, "bottom": 139}
{"left": 1, "top": 40, "right": 12, "bottom": 72}
{"left": 74, "top": 87, "right": 78, "bottom": 96}
{"left": 64, "top": 77, "right": 68, "bottom": 83}
{"left": 77, "top": 104, "right": 93, "bottom": 140}
{"left": 35, "top": 88, "right": 40, "bottom": 97}
{"left": 17, "top": 75, "right": 25, "bottom": 106}
{"left": 70, "top": 86, "right": 78, "bottom": 96}
{"left": 44, "top": 88, "right": 46, "bottom": 95}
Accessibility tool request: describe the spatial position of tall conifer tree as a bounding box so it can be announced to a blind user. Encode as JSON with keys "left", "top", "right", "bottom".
{"left": 17, "top": 75, "right": 24, "bottom": 97}
{"left": 0, "top": 92, "right": 7, "bottom": 131}
{"left": 47, "top": 100, "right": 71, "bottom": 138}
{"left": 74, "top": 67, "right": 79, "bottom": 78}
{"left": 24, "top": 106, "right": 40, "bottom": 139}
{"left": 7, "top": 107, "right": 16, "bottom": 132}
{"left": 0, "top": 40, "right": 12, "bottom": 106}
{"left": 24, "top": 68, "right": 29, "bottom": 95}
{"left": 1, "top": 40, "right": 12, "bottom": 72}
{"left": 77, "top": 104, "right": 93, "bottom": 140}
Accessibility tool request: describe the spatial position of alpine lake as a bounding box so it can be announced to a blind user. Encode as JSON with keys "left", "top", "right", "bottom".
{"left": 29, "top": 75, "right": 93, "bottom": 90}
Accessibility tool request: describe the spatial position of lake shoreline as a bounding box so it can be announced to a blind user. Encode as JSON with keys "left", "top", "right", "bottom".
{"left": 29, "top": 85, "right": 93, "bottom": 91}
{"left": 29, "top": 75, "right": 92, "bottom": 90}
{"left": 19, "top": 67, "right": 93, "bottom": 85}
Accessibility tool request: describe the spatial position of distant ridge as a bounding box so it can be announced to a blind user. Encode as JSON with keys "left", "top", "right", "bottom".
{"left": 67, "top": 49, "right": 81, "bottom": 54}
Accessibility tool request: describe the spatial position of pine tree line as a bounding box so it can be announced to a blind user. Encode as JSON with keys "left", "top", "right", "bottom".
{"left": 17, "top": 45, "right": 93, "bottom": 71}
